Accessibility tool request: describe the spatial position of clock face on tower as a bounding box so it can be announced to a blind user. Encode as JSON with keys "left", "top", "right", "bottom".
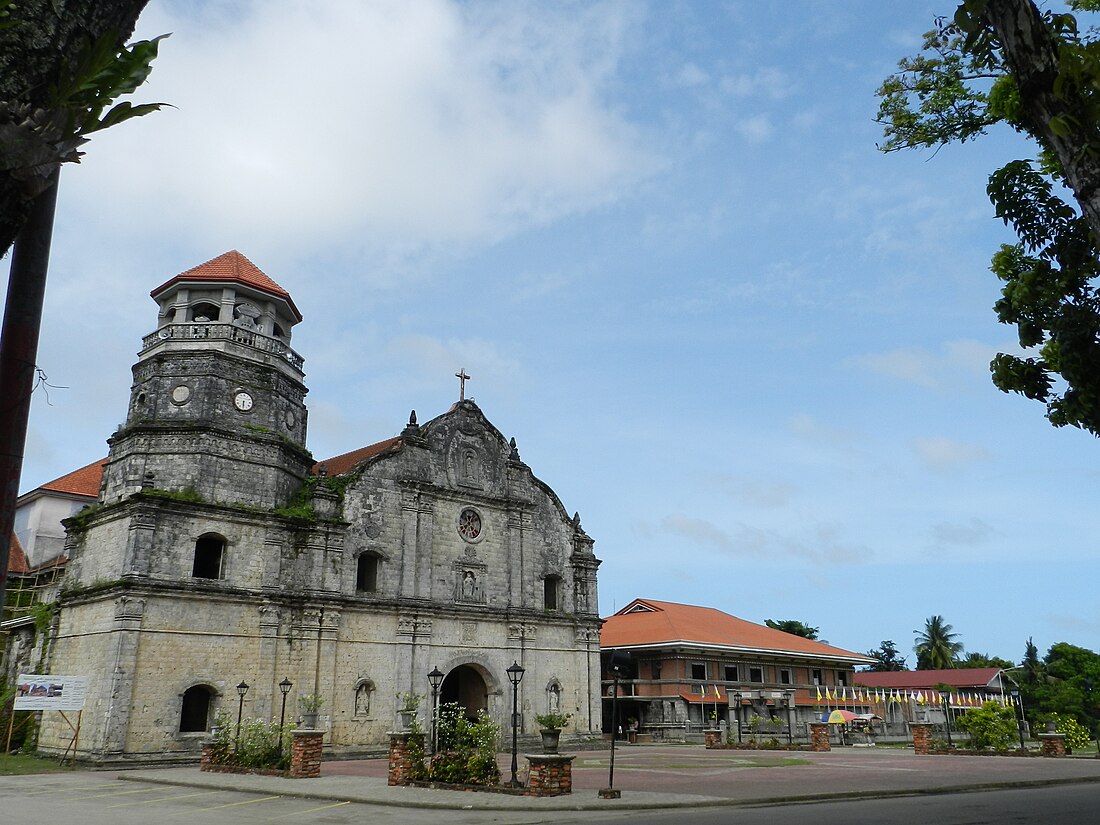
{"left": 233, "top": 391, "right": 254, "bottom": 412}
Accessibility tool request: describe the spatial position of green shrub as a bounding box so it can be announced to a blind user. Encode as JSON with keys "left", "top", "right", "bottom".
{"left": 1047, "top": 713, "right": 1091, "bottom": 751}
{"left": 427, "top": 702, "right": 500, "bottom": 785}
{"left": 207, "top": 711, "right": 293, "bottom": 770}
{"left": 955, "top": 701, "right": 1019, "bottom": 751}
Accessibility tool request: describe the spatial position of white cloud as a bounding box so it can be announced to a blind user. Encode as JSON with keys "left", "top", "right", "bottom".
{"left": 659, "top": 514, "right": 870, "bottom": 565}
{"left": 675, "top": 62, "right": 710, "bottom": 87}
{"left": 913, "top": 436, "right": 990, "bottom": 471}
{"left": 385, "top": 333, "right": 523, "bottom": 386}
{"left": 848, "top": 339, "right": 997, "bottom": 390}
{"left": 930, "top": 517, "right": 997, "bottom": 546}
{"left": 735, "top": 114, "right": 774, "bottom": 143}
{"left": 64, "top": 0, "right": 657, "bottom": 262}
{"left": 719, "top": 68, "right": 794, "bottom": 100}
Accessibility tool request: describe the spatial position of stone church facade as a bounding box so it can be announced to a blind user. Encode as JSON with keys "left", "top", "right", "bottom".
{"left": 39, "top": 251, "right": 602, "bottom": 763}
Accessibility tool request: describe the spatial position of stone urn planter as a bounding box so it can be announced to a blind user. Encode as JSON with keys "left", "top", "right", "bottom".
{"left": 300, "top": 712, "right": 319, "bottom": 729}
{"left": 398, "top": 710, "right": 416, "bottom": 731}
{"left": 535, "top": 712, "right": 571, "bottom": 754}
{"left": 540, "top": 728, "right": 562, "bottom": 754}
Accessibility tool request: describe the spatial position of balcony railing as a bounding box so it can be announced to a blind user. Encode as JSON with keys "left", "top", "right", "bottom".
{"left": 142, "top": 323, "right": 304, "bottom": 371}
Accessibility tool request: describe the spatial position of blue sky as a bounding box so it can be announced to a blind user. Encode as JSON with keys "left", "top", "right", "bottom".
{"left": 6, "top": 1, "right": 1097, "bottom": 665}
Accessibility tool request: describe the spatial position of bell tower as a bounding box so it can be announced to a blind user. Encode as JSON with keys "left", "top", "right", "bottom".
{"left": 100, "top": 251, "right": 312, "bottom": 508}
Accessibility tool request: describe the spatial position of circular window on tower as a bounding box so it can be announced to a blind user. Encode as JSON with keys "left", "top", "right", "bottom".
{"left": 456, "top": 507, "right": 484, "bottom": 543}
{"left": 170, "top": 384, "right": 192, "bottom": 406}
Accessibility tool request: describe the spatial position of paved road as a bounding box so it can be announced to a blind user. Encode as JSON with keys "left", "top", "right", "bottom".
{"left": 7, "top": 773, "right": 1100, "bottom": 825}
{"left": 636, "top": 785, "right": 1100, "bottom": 825}
{"left": 324, "top": 744, "right": 1100, "bottom": 802}
{"left": 1, "top": 773, "right": 591, "bottom": 825}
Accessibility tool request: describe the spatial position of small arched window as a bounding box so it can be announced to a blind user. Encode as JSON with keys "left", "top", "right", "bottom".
{"left": 356, "top": 553, "right": 379, "bottom": 593}
{"left": 192, "top": 534, "right": 225, "bottom": 579}
{"left": 189, "top": 302, "right": 220, "bottom": 322}
{"left": 543, "top": 575, "right": 562, "bottom": 611}
{"left": 179, "top": 684, "right": 215, "bottom": 732}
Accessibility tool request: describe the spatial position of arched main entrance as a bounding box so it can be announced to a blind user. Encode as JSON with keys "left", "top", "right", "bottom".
{"left": 439, "top": 664, "right": 488, "bottom": 720}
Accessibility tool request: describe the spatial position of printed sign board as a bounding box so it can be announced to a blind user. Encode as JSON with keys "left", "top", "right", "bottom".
{"left": 13, "top": 674, "right": 88, "bottom": 711}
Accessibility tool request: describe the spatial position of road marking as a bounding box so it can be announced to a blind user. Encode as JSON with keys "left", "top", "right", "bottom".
{"left": 198, "top": 794, "right": 282, "bottom": 810}
{"left": 105, "top": 790, "right": 224, "bottom": 808}
{"left": 268, "top": 800, "right": 352, "bottom": 819}
{"left": 824, "top": 762, "right": 921, "bottom": 772}
{"left": 22, "top": 783, "right": 120, "bottom": 796}
{"left": 68, "top": 787, "right": 162, "bottom": 800}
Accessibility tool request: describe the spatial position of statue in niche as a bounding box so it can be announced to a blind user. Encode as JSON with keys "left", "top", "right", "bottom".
{"left": 548, "top": 683, "right": 561, "bottom": 714}
{"left": 462, "top": 570, "right": 476, "bottom": 600}
{"left": 355, "top": 681, "right": 373, "bottom": 717}
{"left": 462, "top": 449, "right": 478, "bottom": 483}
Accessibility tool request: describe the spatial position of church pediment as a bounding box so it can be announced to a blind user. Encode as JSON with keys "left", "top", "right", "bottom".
{"left": 425, "top": 401, "right": 510, "bottom": 494}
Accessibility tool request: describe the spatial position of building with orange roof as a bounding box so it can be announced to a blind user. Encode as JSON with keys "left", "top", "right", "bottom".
{"left": 31, "top": 252, "right": 601, "bottom": 765}
{"left": 600, "top": 598, "right": 873, "bottom": 741}
{"left": 13, "top": 458, "right": 105, "bottom": 569}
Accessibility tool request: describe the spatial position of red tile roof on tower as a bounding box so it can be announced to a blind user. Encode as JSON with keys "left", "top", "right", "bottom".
{"left": 856, "top": 669, "right": 1004, "bottom": 690}
{"left": 37, "top": 458, "right": 106, "bottom": 498}
{"left": 150, "top": 250, "right": 302, "bottom": 321}
{"left": 601, "top": 598, "right": 872, "bottom": 663}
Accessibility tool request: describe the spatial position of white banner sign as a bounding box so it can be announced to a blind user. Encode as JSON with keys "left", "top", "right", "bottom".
{"left": 14, "top": 674, "right": 88, "bottom": 711}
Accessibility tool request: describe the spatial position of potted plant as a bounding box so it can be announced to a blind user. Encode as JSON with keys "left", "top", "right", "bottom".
{"left": 396, "top": 691, "right": 422, "bottom": 731}
{"left": 299, "top": 693, "right": 324, "bottom": 729}
{"left": 535, "top": 711, "right": 572, "bottom": 753}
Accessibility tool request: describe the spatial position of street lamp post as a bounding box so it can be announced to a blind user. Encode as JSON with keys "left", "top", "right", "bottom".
{"left": 506, "top": 661, "right": 525, "bottom": 787}
{"left": 783, "top": 690, "right": 793, "bottom": 745}
{"left": 607, "top": 661, "right": 621, "bottom": 792}
{"left": 939, "top": 691, "right": 953, "bottom": 748}
{"left": 235, "top": 680, "right": 249, "bottom": 747}
{"left": 1011, "top": 687, "right": 1027, "bottom": 751}
{"left": 277, "top": 677, "right": 292, "bottom": 758}
{"left": 733, "top": 692, "right": 743, "bottom": 743}
{"left": 427, "top": 666, "right": 444, "bottom": 756}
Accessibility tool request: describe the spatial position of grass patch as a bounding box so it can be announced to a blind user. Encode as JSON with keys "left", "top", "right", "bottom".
{"left": 0, "top": 753, "right": 72, "bottom": 775}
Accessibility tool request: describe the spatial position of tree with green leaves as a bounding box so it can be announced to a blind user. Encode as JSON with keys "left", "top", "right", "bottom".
{"left": 1020, "top": 636, "right": 1053, "bottom": 685}
{"left": 958, "top": 651, "right": 1015, "bottom": 669}
{"left": 0, "top": 1, "right": 167, "bottom": 257}
{"left": 764, "top": 619, "right": 819, "bottom": 640}
{"left": 914, "top": 615, "right": 964, "bottom": 669}
{"left": 878, "top": 0, "right": 1100, "bottom": 436}
{"left": 955, "top": 700, "right": 1020, "bottom": 750}
{"left": 864, "top": 640, "right": 907, "bottom": 672}
{"left": 0, "top": 0, "right": 165, "bottom": 616}
{"left": 1019, "top": 641, "right": 1100, "bottom": 736}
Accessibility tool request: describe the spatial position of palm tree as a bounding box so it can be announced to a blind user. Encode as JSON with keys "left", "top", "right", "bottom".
{"left": 914, "top": 615, "right": 963, "bottom": 669}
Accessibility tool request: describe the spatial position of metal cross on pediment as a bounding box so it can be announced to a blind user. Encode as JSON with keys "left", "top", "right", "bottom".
{"left": 456, "top": 368, "right": 471, "bottom": 401}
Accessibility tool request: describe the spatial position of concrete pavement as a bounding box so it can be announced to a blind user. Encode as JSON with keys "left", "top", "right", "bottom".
{"left": 117, "top": 745, "right": 1100, "bottom": 811}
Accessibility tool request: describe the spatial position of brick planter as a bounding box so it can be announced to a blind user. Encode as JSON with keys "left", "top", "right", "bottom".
{"left": 388, "top": 732, "right": 425, "bottom": 786}
{"left": 198, "top": 731, "right": 322, "bottom": 779}
{"left": 290, "top": 730, "right": 324, "bottom": 778}
{"left": 809, "top": 722, "right": 831, "bottom": 752}
{"left": 703, "top": 729, "right": 722, "bottom": 749}
{"left": 1039, "top": 733, "right": 1066, "bottom": 757}
{"left": 910, "top": 722, "right": 933, "bottom": 755}
{"left": 525, "top": 754, "right": 574, "bottom": 796}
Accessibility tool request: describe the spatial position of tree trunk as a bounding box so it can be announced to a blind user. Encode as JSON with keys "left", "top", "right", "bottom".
{"left": 0, "top": 170, "right": 58, "bottom": 609}
{"left": 982, "top": 0, "right": 1100, "bottom": 241}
